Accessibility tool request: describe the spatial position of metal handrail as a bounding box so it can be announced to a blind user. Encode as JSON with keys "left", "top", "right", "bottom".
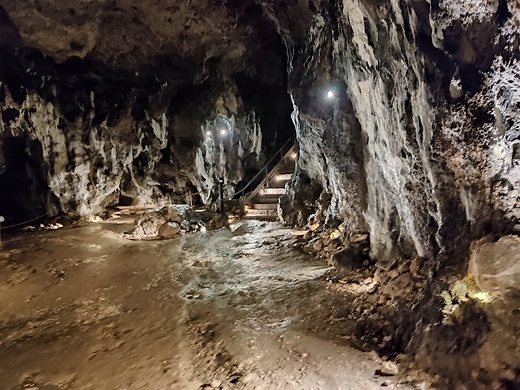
{"left": 188, "top": 137, "right": 295, "bottom": 211}
{"left": 244, "top": 145, "right": 295, "bottom": 204}
{"left": 1, "top": 212, "right": 50, "bottom": 230}
{"left": 231, "top": 137, "right": 294, "bottom": 198}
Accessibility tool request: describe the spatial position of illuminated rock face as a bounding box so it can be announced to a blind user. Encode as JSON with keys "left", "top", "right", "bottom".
{"left": 275, "top": 0, "right": 519, "bottom": 267}
{"left": 0, "top": 0, "right": 519, "bottom": 268}
{"left": 0, "top": 1, "right": 294, "bottom": 220}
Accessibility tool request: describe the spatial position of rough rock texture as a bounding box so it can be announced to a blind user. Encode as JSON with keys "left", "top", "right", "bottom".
{"left": 267, "top": 0, "right": 520, "bottom": 385}
{"left": 276, "top": 0, "right": 520, "bottom": 269}
{"left": 1, "top": 0, "right": 520, "bottom": 386}
{"left": 0, "top": 0, "right": 294, "bottom": 222}
{"left": 1, "top": 0, "right": 518, "bottom": 269}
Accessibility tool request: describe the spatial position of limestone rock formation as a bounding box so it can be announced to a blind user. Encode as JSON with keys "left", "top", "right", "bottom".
{"left": 274, "top": 0, "right": 519, "bottom": 269}
{"left": 1, "top": 0, "right": 520, "bottom": 385}
{"left": 0, "top": 0, "right": 294, "bottom": 222}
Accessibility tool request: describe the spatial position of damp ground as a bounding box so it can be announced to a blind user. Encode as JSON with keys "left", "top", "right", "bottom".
{"left": 0, "top": 220, "right": 415, "bottom": 389}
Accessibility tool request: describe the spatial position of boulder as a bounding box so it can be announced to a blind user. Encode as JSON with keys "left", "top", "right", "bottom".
{"left": 379, "top": 361, "right": 399, "bottom": 376}
{"left": 132, "top": 219, "right": 164, "bottom": 239}
{"left": 469, "top": 235, "right": 520, "bottom": 297}
{"left": 158, "top": 222, "right": 181, "bottom": 238}
{"left": 157, "top": 206, "right": 182, "bottom": 223}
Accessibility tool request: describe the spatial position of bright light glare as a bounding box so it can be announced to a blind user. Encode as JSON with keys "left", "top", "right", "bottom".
{"left": 327, "top": 90, "right": 335, "bottom": 99}
{"left": 220, "top": 128, "right": 228, "bottom": 136}
{"left": 291, "top": 152, "right": 297, "bottom": 159}
{"left": 205, "top": 130, "right": 212, "bottom": 136}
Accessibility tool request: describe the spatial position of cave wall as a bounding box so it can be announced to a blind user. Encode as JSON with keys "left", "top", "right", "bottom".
{"left": 1, "top": 0, "right": 519, "bottom": 268}
{"left": 0, "top": 51, "right": 272, "bottom": 217}
{"left": 0, "top": 0, "right": 295, "bottom": 221}
{"left": 271, "top": 0, "right": 520, "bottom": 268}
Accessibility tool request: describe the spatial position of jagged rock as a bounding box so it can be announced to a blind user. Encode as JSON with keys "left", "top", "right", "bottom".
{"left": 397, "top": 262, "right": 410, "bottom": 275}
{"left": 352, "top": 233, "right": 369, "bottom": 243}
{"left": 0, "top": 0, "right": 519, "bottom": 386}
{"left": 382, "top": 273, "right": 412, "bottom": 298}
{"left": 323, "top": 244, "right": 337, "bottom": 253}
{"left": 379, "top": 361, "right": 399, "bottom": 376}
{"left": 158, "top": 222, "right": 181, "bottom": 238}
{"left": 131, "top": 219, "right": 163, "bottom": 240}
{"left": 0, "top": 1, "right": 295, "bottom": 222}
{"left": 127, "top": 206, "right": 191, "bottom": 239}
{"left": 410, "top": 257, "right": 425, "bottom": 278}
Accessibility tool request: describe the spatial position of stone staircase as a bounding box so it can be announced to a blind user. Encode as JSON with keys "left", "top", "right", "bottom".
{"left": 244, "top": 148, "right": 296, "bottom": 220}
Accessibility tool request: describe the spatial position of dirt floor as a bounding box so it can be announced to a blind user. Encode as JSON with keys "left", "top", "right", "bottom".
{"left": 0, "top": 220, "right": 420, "bottom": 390}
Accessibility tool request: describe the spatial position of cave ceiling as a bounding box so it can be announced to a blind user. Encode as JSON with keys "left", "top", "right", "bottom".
{"left": 0, "top": 0, "right": 290, "bottom": 84}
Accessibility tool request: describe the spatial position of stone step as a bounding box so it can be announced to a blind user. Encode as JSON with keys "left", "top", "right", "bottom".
{"left": 253, "top": 203, "right": 278, "bottom": 210}
{"left": 245, "top": 208, "right": 277, "bottom": 215}
{"left": 244, "top": 215, "right": 278, "bottom": 220}
{"left": 244, "top": 208, "right": 278, "bottom": 220}
{"left": 274, "top": 173, "right": 292, "bottom": 181}
{"left": 260, "top": 188, "right": 286, "bottom": 195}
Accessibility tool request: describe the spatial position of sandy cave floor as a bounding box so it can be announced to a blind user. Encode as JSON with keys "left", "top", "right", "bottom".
{"left": 0, "top": 220, "right": 416, "bottom": 390}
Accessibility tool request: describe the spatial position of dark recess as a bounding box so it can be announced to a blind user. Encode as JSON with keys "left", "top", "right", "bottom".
{"left": 0, "top": 137, "right": 49, "bottom": 223}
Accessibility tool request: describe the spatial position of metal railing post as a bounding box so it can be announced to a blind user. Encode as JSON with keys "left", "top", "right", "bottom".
{"left": 219, "top": 177, "right": 224, "bottom": 213}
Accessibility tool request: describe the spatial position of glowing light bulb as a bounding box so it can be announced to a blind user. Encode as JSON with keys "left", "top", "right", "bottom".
{"left": 219, "top": 128, "right": 228, "bottom": 136}
{"left": 291, "top": 152, "right": 297, "bottom": 159}
{"left": 327, "top": 90, "right": 335, "bottom": 99}
{"left": 205, "top": 130, "right": 212, "bottom": 136}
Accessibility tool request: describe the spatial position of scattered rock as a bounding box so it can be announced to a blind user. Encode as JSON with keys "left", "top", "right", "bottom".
{"left": 323, "top": 244, "right": 336, "bottom": 253}
{"left": 157, "top": 206, "right": 182, "bottom": 223}
{"left": 125, "top": 205, "right": 197, "bottom": 240}
{"left": 397, "top": 261, "right": 410, "bottom": 274}
{"left": 313, "top": 240, "right": 323, "bottom": 252}
{"left": 392, "top": 273, "right": 412, "bottom": 290}
{"left": 351, "top": 233, "right": 369, "bottom": 243}
{"left": 378, "top": 361, "right": 399, "bottom": 376}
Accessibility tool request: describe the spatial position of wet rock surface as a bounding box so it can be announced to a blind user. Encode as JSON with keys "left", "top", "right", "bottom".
{"left": 0, "top": 221, "right": 416, "bottom": 390}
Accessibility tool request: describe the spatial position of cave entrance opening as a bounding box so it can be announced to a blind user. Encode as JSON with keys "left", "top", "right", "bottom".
{"left": 0, "top": 137, "right": 49, "bottom": 224}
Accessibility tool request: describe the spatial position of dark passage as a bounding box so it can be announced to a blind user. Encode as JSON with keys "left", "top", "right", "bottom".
{"left": 0, "top": 137, "right": 48, "bottom": 223}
